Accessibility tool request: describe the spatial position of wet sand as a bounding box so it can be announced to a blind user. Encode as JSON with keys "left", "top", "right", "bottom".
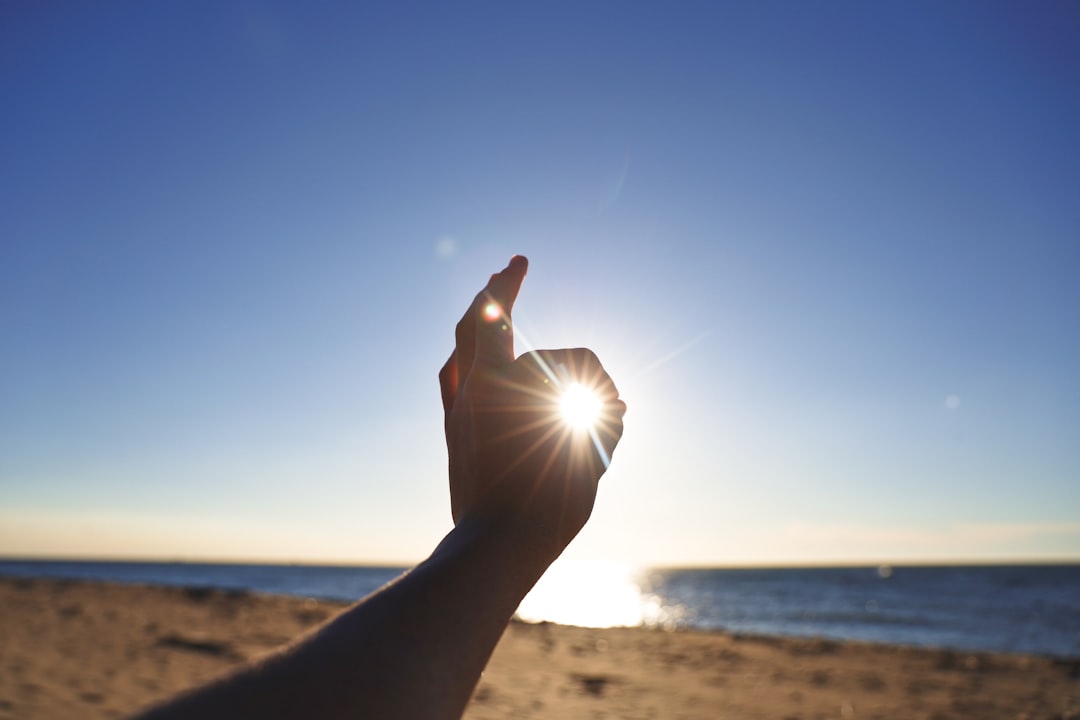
{"left": 0, "top": 577, "right": 1075, "bottom": 719}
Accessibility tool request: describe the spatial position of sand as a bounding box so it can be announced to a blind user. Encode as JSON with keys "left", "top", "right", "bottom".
{"left": 0, "top": 577, "right": 1076, "bottom": 719}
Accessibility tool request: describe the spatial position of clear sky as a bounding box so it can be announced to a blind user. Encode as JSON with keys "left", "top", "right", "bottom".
{"left": 2, "top": 2, "right": 1078, "bottom": 567}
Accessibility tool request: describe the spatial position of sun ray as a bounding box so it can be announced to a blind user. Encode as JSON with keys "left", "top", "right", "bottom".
{"left": 494, "top": 421, "right": 569, "bottom": 479}
{"left": 587, "top": 424, "right": 612, "bottom": 469}
{"left": 630, "top": 329, "right": 713, "bottom": 380}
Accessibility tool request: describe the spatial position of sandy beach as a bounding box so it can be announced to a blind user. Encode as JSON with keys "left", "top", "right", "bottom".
{"left": 0, "top": 577, "right": 1075, "bottom": 720}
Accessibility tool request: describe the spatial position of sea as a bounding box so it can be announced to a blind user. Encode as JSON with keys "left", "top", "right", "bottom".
{"left": 1, "top": 560, "right": 1076, "bottom": 660}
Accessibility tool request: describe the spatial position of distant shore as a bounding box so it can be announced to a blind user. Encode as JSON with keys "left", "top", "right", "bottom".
{"left": 0, "top": 577, "right": 1076, "bottom": 720}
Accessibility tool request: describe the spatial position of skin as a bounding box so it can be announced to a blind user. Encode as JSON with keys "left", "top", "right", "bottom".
{"left": 133, "top": 255, "right": 626, "bottom": 720}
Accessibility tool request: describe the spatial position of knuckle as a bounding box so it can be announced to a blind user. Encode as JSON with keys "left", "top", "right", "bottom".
{"left": 573, "top": 347, "right": 600, "bottom": 365}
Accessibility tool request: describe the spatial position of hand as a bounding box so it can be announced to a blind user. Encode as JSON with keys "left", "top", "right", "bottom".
{"left": 438, "top": 256, "right": 626, "bottom": 558}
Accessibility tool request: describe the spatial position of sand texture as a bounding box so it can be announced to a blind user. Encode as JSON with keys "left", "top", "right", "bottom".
{"left": 0, "top": 577, "right": 1076, "bottom": 719}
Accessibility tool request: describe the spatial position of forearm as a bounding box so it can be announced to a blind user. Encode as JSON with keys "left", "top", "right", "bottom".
{"left": 134, "top": 516, "right": 559, "bottom": 720}
{"left": 277, "top": 516, "right": 557, "bottom": 720}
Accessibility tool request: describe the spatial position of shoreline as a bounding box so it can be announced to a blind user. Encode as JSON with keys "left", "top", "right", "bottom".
{"left": 1, "top": 577, "right": 1076, "bottom": 719}
{"left": 4, "top": 561, "right": 1078, "bottom": 661}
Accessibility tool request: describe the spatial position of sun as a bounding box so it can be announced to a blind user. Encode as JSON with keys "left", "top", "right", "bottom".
{"left": 559, "top": 382, "right": 602, "bottom": 431}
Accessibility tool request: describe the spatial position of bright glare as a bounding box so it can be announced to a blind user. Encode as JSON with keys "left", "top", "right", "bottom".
{"left": 482, "top": 303, "right": 501, "bottom": 321}
{"left": 560, "top": 382, "right": 602, "bottom": 430}
{"left": 515, "top": 560, "right": 667, "bottom": 628}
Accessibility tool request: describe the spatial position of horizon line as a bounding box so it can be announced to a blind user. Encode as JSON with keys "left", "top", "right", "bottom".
{"left": 1, "top": 554, "right": 1077, "bottom": 570}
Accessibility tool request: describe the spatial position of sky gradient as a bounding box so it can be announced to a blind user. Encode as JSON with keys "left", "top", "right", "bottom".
{"left": 2, "top": 2, "right": 1078, "bottom": 567}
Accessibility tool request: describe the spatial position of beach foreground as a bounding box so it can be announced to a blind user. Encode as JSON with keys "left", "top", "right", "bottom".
{"left": 0, "top": 578, "right": 1075, "bottom": 720}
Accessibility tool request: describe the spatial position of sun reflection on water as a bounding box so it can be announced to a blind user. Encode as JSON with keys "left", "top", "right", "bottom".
{"left": 515, "top": 560, "right": 670, "bottom": 628}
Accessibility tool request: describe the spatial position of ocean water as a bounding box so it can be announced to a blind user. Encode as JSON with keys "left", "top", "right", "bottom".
{"left": 0, "top": 560, "right": 406, "bottom": 604}
{"left": 639, "top": 565, "right": 1080, "bottom": 659}
{"left": 1, "top": 560, "right": 1076, "bottom": 659}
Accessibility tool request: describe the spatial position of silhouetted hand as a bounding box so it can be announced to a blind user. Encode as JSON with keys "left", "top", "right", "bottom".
{"left": 133, "top": 256, "right": 626, "bottom": 720}
{"left": 439, "top": 256, "right": 626, "bottom": 559}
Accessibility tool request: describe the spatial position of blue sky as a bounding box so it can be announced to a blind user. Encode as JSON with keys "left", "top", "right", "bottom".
{"left": 2, "top": 2, "right": 1078, "bottom": 566}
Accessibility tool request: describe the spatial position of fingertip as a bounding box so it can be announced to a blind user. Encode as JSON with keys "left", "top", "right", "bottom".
{"left": 492, "top": 256, "right": 528, "bottom": 308}
{"left": 501, "top": 256, "right": 527, "bottom": 287}
{"left": 485, "top": 256, "right": 527, "bottom": 290}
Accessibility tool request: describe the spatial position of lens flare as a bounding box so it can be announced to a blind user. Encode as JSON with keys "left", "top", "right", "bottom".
{"left": 483, "top": 303, "right": 501, "bottom": 322}
{"left": 560, "top": 382, "right": 602, "bottom": 430}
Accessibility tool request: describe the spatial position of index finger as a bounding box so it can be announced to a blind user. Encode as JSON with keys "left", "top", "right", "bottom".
{"left": 474, "top": 255, "right": 528, "bottom": 369}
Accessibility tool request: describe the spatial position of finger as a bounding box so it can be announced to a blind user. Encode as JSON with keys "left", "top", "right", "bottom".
{"left": 439, "top": 351, "right": 458, "bottom": 415}
{"left": 454, "top": 302, "right": 478, "bottom": 396}
{"left": 515, "top": 348, "right": 625, "bottom": 425}
{"left": 533, "top": 347, "right": 619, "bottom": 401}
{"left": 594, "top": 400, "right": 625, "bottom": 464}
{"left": 531, "top": 347, "right": 625, "bottom": 458}
{"left": 454, "top": 256, "right": 528, "bottom": 391}
{"left": 576, "top": 348, "right": 619, "bottom": 404}
{"left": 474, "top": 255, "right": 528, "bottom": 369}
{"left": 454, "top": 272, "right": 498, "bottom": 393}
{"left": 560, "top": 348, "right": 624, "bottom": 432}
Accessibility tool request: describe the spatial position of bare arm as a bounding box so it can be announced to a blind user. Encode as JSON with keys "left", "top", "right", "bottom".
{"left": 132, "top": 255, "right": 625, "bottom": 720}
